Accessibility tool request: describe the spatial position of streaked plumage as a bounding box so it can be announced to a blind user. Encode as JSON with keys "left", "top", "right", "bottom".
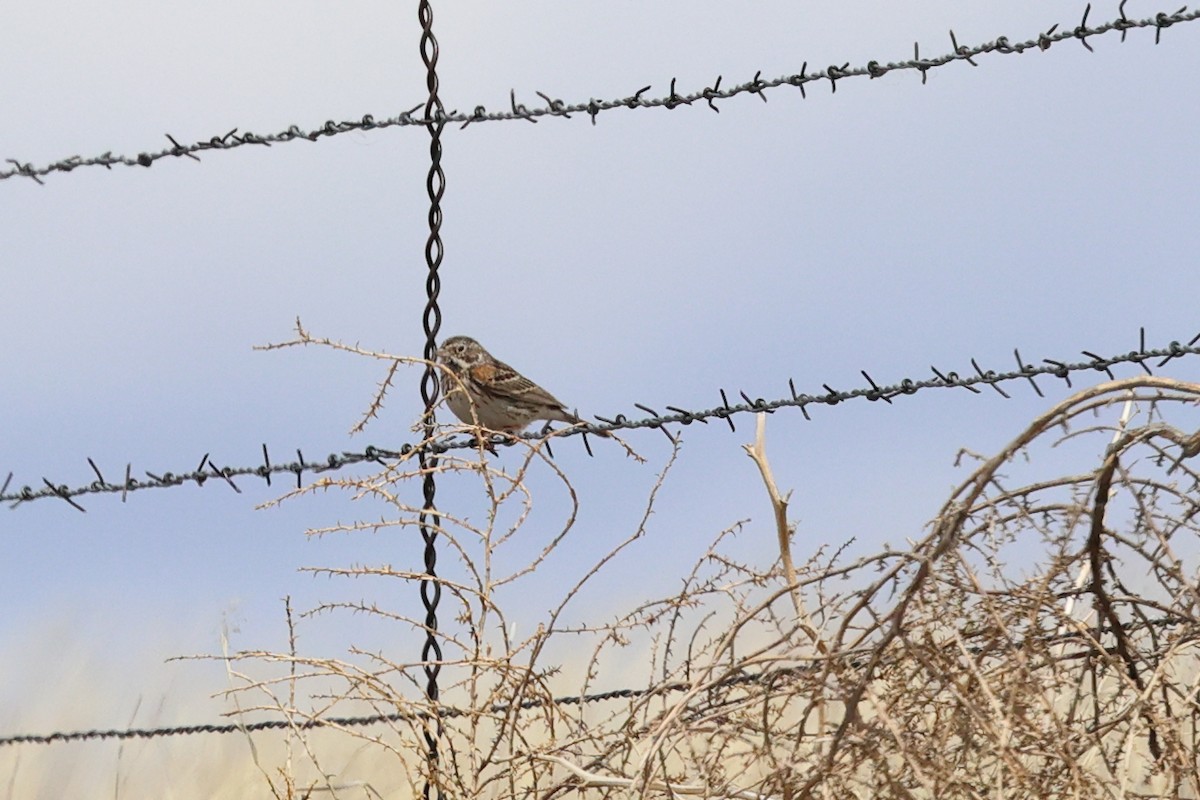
{"left": 436, "top": 335, "right": 608, "bottom": 436}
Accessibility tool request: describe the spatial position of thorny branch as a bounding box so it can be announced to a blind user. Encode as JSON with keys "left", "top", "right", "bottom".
{"left": 742, "top": 414, "right": 804, "bottom": 627}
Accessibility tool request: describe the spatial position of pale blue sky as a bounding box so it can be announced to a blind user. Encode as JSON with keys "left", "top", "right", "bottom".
{"left": 2, "top": 0, "right": 1199, "bottom": 743}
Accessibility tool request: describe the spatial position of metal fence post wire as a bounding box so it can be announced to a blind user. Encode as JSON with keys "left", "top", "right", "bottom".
{"left": 417, "top": 0, "right": 446, "bottom": 797}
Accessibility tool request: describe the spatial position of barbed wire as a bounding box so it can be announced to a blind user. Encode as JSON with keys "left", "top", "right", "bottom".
{"left": 2, "top": 3, "right": 1196, "bottom": 184}
{"left": 2, "top": 328, "right": 1198, "bottom": 512}
{"left": 0, "top": 614, "right": 1182, "bottom": 748}
{"left": 0, "top": 672, "right": 737, "bottom": 748}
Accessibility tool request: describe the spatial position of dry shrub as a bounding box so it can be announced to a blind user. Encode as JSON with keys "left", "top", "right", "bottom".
{"left": 226, "top": 330, "right": 1200, "bottom": 800}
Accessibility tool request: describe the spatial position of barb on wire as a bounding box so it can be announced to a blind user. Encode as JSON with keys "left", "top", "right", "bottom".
{"left": 3, "top": 329, "right": 1199, "bottom": 510}
{"left": 0, "top": 613, "right": 1181, "bottom": 749}
{"left": 2, "top": 4, "right": 1197, "bottom": 183}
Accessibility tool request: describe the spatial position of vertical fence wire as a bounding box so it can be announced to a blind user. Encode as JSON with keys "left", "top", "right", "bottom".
{"left": 417, "top": 1, "right": 445, "bottom": 798}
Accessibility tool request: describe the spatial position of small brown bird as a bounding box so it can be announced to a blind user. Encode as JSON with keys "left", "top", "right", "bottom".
{"left": 436, "top": 336, "right": 609, "bottom": 436}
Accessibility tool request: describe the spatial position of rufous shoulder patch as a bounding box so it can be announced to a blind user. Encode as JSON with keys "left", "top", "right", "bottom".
{"left": 470, "top": 363, "right": 501, "bottom": 383}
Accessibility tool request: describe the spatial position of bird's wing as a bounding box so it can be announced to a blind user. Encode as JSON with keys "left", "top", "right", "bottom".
{"left": 470, "top": 361, "right": 567, "bottom": 410}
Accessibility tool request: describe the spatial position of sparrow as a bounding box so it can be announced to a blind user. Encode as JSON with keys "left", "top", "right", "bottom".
{"left": 436, "top": 335, "right": 610, "bottom": 436}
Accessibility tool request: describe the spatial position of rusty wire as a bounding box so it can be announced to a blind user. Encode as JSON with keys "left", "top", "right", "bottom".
{"left": 1, "top": 3, "right": 1195, "bottom": 184}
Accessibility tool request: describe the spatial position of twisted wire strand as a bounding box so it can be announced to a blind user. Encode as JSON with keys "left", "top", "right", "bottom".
{"left": 3, "top": 330, "right": 1198, "bottom": 511}
{"left": 2, "top": 4, "right": 1195, "bottom": 183}
{"left": 415, "top": 0, "right": 446, "bottom": 796}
